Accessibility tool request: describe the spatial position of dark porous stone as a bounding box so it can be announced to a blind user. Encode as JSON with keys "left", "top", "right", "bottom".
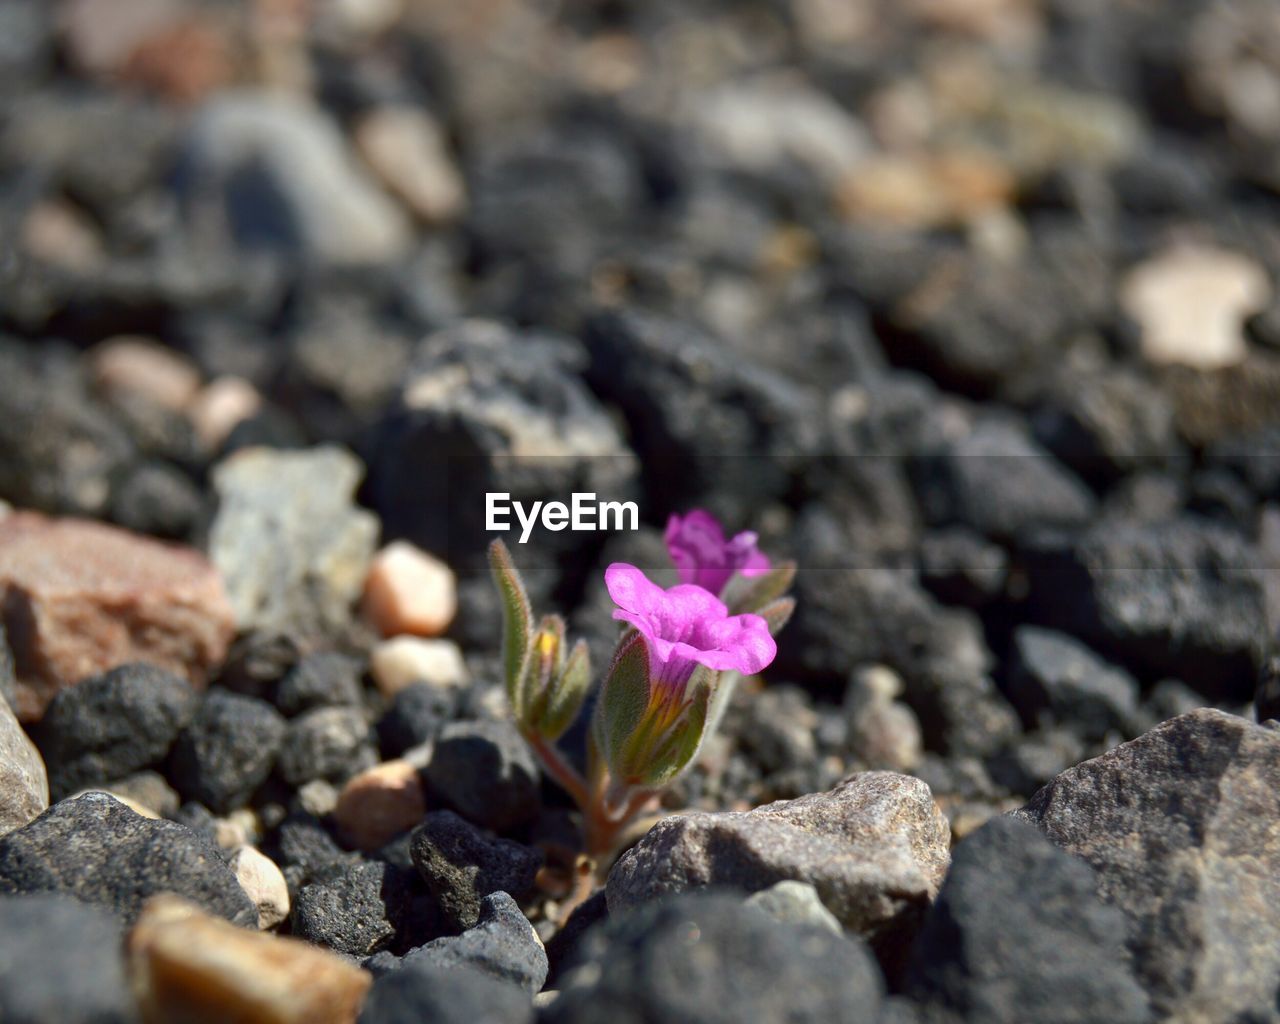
{"left": 918, "top": 527, "right": 1009, "bottom": 608}
{"left": 607, "top": 772, "right": 950, "bottom": 973}
{"left": 292, "top": 858, "right": 434, "bottom": 957}
{"left": 1014, "top": 709, "right": 1280, "bottom": 1021}
{"left": 912, "top": 418, "right": 1095, "bottom": 543}
{"left": 168, "top": 689, "right": 286, "bottom": 814}
{"left": 1025, "top": 517, "right": 1269, "bottom": 699}
{"left": 358, "top": 963, "right": 532, "bottom": 1024}
{"left": 276, "top": 652, "right": 365, "bottom": 717}
{"left": 402, "top": 891, "right": 547, "bottom": 995}
{"left": 36, "top": 663, "right": 196, "bottom": 801}
{"left": 905, "top": 816, "right": 1149, "bottom": 1024}
{"left": 268, "top": 813, "right": 355, "bottom": 888}
{"left": 0, "top": 792, "right": 256, "bottom": 927}
{"left": 548, "top": 892, "right": 884, "bottom": 1024}
{"left": 108, "top": 461, "right": 203, "bottom": 540}
{"left": 1006, "top": 626, "right": 1141, "bottom": 741}
{"left": 377, "top": 682, "right": 458, "bottom": 758}
{"left": 409, "top": 810, "right": 543, "bottom": 931}
{"left": 0, "top": 894, "right": 138, "bottom": 1024}
{"left": 423, "top": 721, "right": 540, "bottom": 832}
{"left": 277, "top": 706, "right": 378, "bottom": 787}
{"left": 1258, "top": 656, "right": 1280, "bottom": 723}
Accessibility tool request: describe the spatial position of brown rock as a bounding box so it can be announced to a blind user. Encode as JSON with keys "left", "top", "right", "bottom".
{"left": 362, "top": 541, "right": 456, "bottom": 638}
{"left": 128, "top": 895, "right": 371, "bottom": 1024}
{"left": 333, "top": 759, "right": 427, "bottom": 851}
{"left": 0, "top": 513, "right": 235, "bottom": 721}
{"left": 90, "top": 337, "right": 203, "bottom": 412}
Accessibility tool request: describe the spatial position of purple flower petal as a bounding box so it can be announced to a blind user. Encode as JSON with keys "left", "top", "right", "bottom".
{"left": 664, "top": 509, "right": 773, "bottom": 595}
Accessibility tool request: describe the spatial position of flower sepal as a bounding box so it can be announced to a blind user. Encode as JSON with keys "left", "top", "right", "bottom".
{"left": 721, "top": 559, "right": 796, "bottom": 618}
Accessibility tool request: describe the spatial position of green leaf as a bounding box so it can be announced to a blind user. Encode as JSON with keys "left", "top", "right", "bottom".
{"left": 592, "top": 631, "right": 652, "bottom": 778}
{"left": 723, "top": 560, "right": 797, "bottom": 615}
{"left": 537, "top": 638, "right": 591, "bottom": 742}
{"left": 488, "top": 539, "right": 534, "bottom": 718}
{"left": 757, "top": 596, "right": 796, "bottom": 636}
{"left": 524, "top": 614, "right": 565, "bottom": 727}
{"left": 639, "top": 666, "right": 714, "bottom": 787}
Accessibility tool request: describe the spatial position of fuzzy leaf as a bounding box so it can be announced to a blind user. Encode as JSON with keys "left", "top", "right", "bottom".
{"left": 525, "top": 614, "right": 565, "bottom": 727}
{"left": 489, "top": 539, "right": 534, "bottom": 717}
{"left": 723, "top": 560, "right": 797, "bottom": 616}
{"left": 593, "top": 631, "right": 652, "bottom": 776}
{"left": 758, "top": 596, "right": 796, "bottom": 636}
{"left": 537, "top": 638, "right": 591, "bottom": 741}
{"left": 637, "top": 666, "right": 714, "bottom": 787}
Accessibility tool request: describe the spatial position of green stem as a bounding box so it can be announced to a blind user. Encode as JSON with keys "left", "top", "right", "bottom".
{"left": 525, "top": 731, "right": 592, "bottom": 812}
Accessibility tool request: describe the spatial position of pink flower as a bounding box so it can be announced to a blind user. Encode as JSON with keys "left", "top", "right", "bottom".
{"left": 664, "top": 509, "right": 771, "bottom": 596}
{"left": 605, "top": 563, "right": 776, "bottom": 690}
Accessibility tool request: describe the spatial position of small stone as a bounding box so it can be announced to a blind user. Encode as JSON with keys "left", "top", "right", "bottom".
{"left": 607, "top": 772, "right": 949, "bottom": 970}
{"left": 0, "top": 690, "right": 47, "bottom": 836}
{"left": 409, "top": 810, "right": 543, "bottom": 931}
{"left": 291, "top": 859, "right": 418, "bottom": 957}
{"left": 277, "top": 653, "right": 365, "bottom": 716}
{"left": 334, "top": 759, "right": 427, "bottom": 851}
{"left": 838, "top": 150, "right": 1015, "bottom": 229}
{"left": 0, "top": 894, "right": 136, "bottom": 1024}
{"left": 37, "top": 662, "right": 196, "bottom": 800}
{"left": 905, "top": 816, "right": 1149, "bottom": 1024}
{"left": 843, "top": 667, "right": 924, "bottom": 773}
{"left": 362, "top": 542, "right": 457, "bottom": 640}
{"left": 129, "top": 894, "right": 371, "bottom": 1024}
{"left": 278, "top": 706, "right": 378, "bottom": 787}
{"left": 90, "top": 769, "right": 180, "bottom": 819}
{"left": 188, "top": 376, "right": 263, "bottom": 449}
{"left": 90, "top": 336, "right": 202, "bottom": 413}
{"left": 918, "top": 527, "right": 1008, "bottom": 608}
{"left": 0, "top": 512, "right": 235, "bottom": 721}
{"left": 370, "top": 637, "right": 468, "bottom": 698}
{"left": 0, "top": 792, "right": 257, "bottom": 927}
{"left": 1258, "top": 655, "right": 1280, "bottom": 723}
{"left": 179, "top": 91, "right": 412, "bottom": 265}
{"left": 1015, "top": 709, "right": 1280, "bottom": 1021}
{"left": 354, "top": 107, "right": 466, "bottom": 224}
{"left": 403, "top": 892, "right": 547, "bottom": 996}
{"left": 109, "top": 461, "right": 203, "bottom": 540}
{"left": 208, "top": 446, "right": 379, "bottom": 638}
{"left": 229, "top": 845, "right": 291, "bottom": 929}
{"left": 745, "top": 880, "right": 843, "bottom": 936}
{"left": 1007, "top": 626, "right": 1142, "bottom": 741}
{"left": 549, "top": 892, "right": 883, "bottom": 1024}
{"left": 358, "top": 963, "right": 533, "bottom": 1024}
{"left": 1121, "top": 243, "right": 1270, "bottom": 369}
{"left": 423, "top": 721, "right": 540, "bottom": 832}
{"left": 169, "top": 690, "right": 287, "bottom": 814}
{"left": 376, "top": 683, "right": 458, "bottom": 758}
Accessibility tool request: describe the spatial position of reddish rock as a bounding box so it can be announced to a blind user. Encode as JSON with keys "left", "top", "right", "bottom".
{"left": 0, "top": 513, "right": 235, "bottom": 722}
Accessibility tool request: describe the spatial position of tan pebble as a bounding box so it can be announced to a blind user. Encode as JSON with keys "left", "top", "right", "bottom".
{"left": 128, "top": 894, "right": 371, "bottom": 1024}
{"left": 228, "top": 846, "right": 290, "bottom": 929}
{"left": 90, "top": 337, "right": 202, "bottom": 412}
{"left": 370, "top": 636, "right": 468, "bottom": 698}
{"left": 188, "top": 376, "right": 263, "bottom": 450}
{"left": 354, "top": 107, "right": 466, "bottom": 224}
{"left": 362, "top": 541, "right": 457, "bottom": 638}
{"left": 333, "top": 759, "right": 426, "bottom": 851}
{"left": 297, "top": 779, "right": 339, "bottom": 818}
{"left": 76, "top": 789, "right": 160, "bottom": 819}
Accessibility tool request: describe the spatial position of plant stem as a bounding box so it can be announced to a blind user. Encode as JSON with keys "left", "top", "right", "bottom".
{"left": 525, "top": 732, "right": 592, "bottom": 812}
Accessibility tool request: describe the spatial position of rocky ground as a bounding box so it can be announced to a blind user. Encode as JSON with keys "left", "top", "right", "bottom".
{"left": 1, "top": 0, "right": 1280, "bottom": 1022}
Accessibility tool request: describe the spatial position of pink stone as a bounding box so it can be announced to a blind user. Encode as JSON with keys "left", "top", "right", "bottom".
{"left": 361, "top": 541, "right": 456, "bottom": 638}
{"left": 0, "top": 512, "right": 235, "bottom": 722}
{"left": 90, "top": 337, "right": 202, "bottom": 412}
{"left": 332, "top": 760, "right": 426, "bottom": 851}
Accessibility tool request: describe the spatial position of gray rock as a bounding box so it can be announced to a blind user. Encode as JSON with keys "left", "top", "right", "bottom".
{"left": 291, "top": 859, "right": 434, "bottom": 957}
{"left": 918, "top": 527, "right": 1009, "bottom": 608}
{"left": 277, "top": 706, "right": 378, "bottom": 787}
{"left": 607, "top": 772, "right": 950, "bottom": 969}
{"left": 423, "top": 721, "right": 540, "bottom": 832}
{"left": 96, "top": 770, "right": 180, "bottom": 818}
{"left": 1014, "top": 709, "right": 1280, "bottom": 1021}
{"left": 410, "top": 810, "right": 543, "bottom": 930}
{"left": 0, "top": 792, "right": 256, "bottom": 927}
{"left": 358, "top": 963, "right": 532, "bottom": 1024}
{"left": 0, "top": 691, "right": 47, "bottom": 836}
{"left": 179, "top": 91, "right": 411, "bottom": 265}
{"left": 1007, "top": 626, "right": 1141, "bottom": 741}
{"left": 1, "top": 620, "right": 18, "bottom": 709}
{"left": 905, "top": 817, "right": 1150, "bottom": 1024}
{"left": 1025, "top": 517, "right": 1269, "bottom": 700}
{"left": 548, "top": 892, "right": 884, "bottom": 1024}
{"left": 745, "top": 880, "right": 843, "bottom": 935}
{"left": 403, "top": 891, "right": 547, "bottom": 995}
{"left": 276, "top": 652, "right": 365, "bottom": 717}
{"left": 377, "top": 682, "right": 458, "bottom": 758}
{"left": 208, "top": 445, "right": 379, "bottom": 637}
{"left": 913, "top": 418, "right": 1096, "bottom": 542}
{"left": 0, "top": 894, "right": 137, "bottom": 1024}
{"left": 37, "top": 663, "right": 196, "bottom": 800}
{"left": 169, "top": 689, "right": 286, "bottom": 813}
{"left": 1257, "top": 655, "right": 1280, "bottom": 722}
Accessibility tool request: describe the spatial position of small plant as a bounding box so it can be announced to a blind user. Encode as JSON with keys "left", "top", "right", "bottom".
{"left": 489, "top": 510, "right": 795, "bottom": 895}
